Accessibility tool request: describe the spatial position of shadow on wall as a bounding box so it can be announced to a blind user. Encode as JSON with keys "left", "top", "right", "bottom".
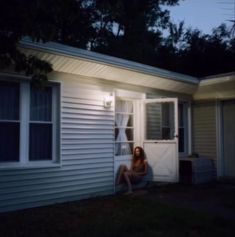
{"left": 143, "top": 163, "right": 154, "bottom": 183}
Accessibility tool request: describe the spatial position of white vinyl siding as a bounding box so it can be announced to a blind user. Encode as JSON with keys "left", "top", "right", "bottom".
{"left": 192, "top": 102, "right": 217, "bottom": 161}
{"left": 0, "top": 77, "right": 114, "bottom": 213}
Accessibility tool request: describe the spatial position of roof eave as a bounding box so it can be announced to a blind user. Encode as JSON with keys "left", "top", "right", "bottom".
{"left": 19, "top": 39, "right": 199, "bottom": 85}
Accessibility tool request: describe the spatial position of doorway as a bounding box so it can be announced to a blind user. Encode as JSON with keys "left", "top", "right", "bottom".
{"left": 222, "top": 100, "right": 235, "bottom": 177}
{"left": 114, "top": 93, "right": 179, "bottom": 185}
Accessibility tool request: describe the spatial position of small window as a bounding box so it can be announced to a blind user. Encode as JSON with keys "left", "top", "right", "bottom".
{"left": 115, "top": 100, "right": 134, "bottom": 156}
{"left": 0, "top": 81, "right": 20, "bottom": 162}
{"left": 146, "top": 102, "right": 174, "bottom": 140}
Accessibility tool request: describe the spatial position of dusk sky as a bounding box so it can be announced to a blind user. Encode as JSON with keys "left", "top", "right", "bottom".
{"left": 166, "top": 0, "right": 235, "bottom": 34}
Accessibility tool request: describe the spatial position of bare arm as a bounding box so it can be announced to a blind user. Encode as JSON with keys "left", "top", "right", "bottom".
{"left": 130, "top": 158, "right": 134, "bottom": 171}
{"left": 135, "top": 161, "right": 148, "bottom": 176}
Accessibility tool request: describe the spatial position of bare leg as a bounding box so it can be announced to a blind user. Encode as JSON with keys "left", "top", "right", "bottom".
{"left": 123, "top": 171, "right": 133, "bottom": 194}
{"left": 116, "top": 165, "right": 128, "bottom": 185}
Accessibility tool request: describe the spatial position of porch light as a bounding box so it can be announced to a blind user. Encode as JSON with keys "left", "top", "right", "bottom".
{"left": 103, "top": 93, "right": 113, "bottom": 108}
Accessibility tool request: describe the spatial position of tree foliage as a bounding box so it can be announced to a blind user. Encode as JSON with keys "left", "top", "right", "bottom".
{"left": 0, "top": 0, "right": 234, "bottom": 79}
{"left": 0, "top": 0, "right": 95, "bottom": 82}
{"left": 160, "top": 24, "right": 235, "bottom": 77}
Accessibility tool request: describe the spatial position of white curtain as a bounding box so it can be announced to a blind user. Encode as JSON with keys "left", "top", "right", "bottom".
{"left": 115, "top": 100, "right": 133, "bottom": 156}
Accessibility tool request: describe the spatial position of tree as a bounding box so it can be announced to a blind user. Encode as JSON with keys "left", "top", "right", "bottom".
{"left": 158, "top": 24, "right": 235, "bottom": 77}
{"left": 1, "top": 0, "right": 234, "bottom": 79}
{"left": 0, "top": 0, "right": 95, "bottom": 83}
{"left": 91, "top": 0, "right": 180, "bottom": 64}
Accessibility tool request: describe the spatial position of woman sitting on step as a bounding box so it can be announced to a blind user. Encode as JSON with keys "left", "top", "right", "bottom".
{"left": 116, "top": 146, "right": 148, "bottom": 195}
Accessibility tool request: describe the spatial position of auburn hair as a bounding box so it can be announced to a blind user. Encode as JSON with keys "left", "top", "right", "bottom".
{"left": 133, "top": 146, "right": 145, "bottom": 162}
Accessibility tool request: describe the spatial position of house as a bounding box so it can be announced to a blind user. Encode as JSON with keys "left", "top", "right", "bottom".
{"left": 0, "top": 39, "right": 234, "bottom": 212}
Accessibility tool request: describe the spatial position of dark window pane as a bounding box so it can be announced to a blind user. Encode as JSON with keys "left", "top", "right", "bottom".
{"left": 179, "top": 128, "right": 185, "bottom": 152}
{"left": 162, "top": 127, "right": 171, "bottom": 140}
{"left": 30, "top": 86, "right": 52, "bottom": 121}
{"left": 178, "top": 103, "right": 184, "bottom": 127}
{"left": 126, "top": 128, "right": 133, "bottom": 141}
{"left": 115, "top": 128, "right": 118, "bottom": 140}
{"left": 0, "top": 81, "right": 19, "bottom": 120}
{"left": 29, "top": 124, "right": 52, "bottom": 161}
{"left": 0, "top": 122, "right": 19, "bottom": 162}
{"left": 127, "top": 115, "right": 133, "bottom": 127}
{"left": 146, "top": 102, "right": 174, "bottom": 140}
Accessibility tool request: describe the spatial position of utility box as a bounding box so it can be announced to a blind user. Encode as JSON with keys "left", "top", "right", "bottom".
{"left": 180, "top": 158, "right": 216, "bottom": 184}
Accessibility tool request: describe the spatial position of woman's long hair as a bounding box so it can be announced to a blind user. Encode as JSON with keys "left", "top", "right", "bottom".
{"left": 133, "top": 146, "right": 145, "bottom": 162}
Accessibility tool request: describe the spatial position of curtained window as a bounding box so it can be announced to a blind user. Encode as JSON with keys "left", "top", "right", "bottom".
{"left": 115, "top": 100, "right": 134, "bottom": 156}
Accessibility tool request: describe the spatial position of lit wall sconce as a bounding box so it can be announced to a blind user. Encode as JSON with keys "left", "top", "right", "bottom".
{"left": 103, "top": 93, "right": 113, "bottom": 108}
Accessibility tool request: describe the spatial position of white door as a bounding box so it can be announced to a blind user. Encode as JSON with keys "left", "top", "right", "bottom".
{"left": 143, "top": 98, "right": 179, "bottom": 182}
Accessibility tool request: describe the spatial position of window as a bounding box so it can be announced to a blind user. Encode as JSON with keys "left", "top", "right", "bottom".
{"left": 146, "top": 102, "right": 174, "bottom": 140}
{"left": 115, "top": 99, "right": 134, "bottom": 156}
{"left": 145, "top": 99, "right": 189, "bottom": 154}
{"left": 0, "top": 80, "right": 59, "bottom": 165}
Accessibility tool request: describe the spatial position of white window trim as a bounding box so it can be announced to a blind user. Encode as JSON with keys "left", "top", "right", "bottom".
{"left": 187, "top": 101, "right": 192, "bottom": 155}
{"left": 178, "top": 101, "right": 189, "bottom": 156}
{"left": 0, "top": 79, "right": 60, "bottom": 168}
{"left": 20, "top": 82, "right": 30, "bottom": 164}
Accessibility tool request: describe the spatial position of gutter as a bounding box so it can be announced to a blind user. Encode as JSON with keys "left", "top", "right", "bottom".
{"left": 200, "top": 74, "right": 235, "bottom": 86}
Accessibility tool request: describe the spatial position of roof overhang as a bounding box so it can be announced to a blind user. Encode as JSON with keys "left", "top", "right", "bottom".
{"left": 194, "top": 73, "right": 235, "bottom": 100}
{"left": 19, "top": 39, "right": 199, "bottom": 95}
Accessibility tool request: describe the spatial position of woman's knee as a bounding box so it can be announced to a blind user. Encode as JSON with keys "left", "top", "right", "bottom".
{"left": 124, "top": 171, "right": 132, "bottom": 178}
{"left": 119, "top": 164, "right": 128, "bottom": 172}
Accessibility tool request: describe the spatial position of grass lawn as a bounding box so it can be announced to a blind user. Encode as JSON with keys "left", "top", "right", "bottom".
{"left": 0, "top": 192, "right": 234, "bottom": 237}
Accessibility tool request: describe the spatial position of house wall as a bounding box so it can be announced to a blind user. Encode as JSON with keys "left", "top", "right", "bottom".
{"left": 192, "top": 101, "right": 217, "bottom": 162}
{"left": 0, "top": 71, "right": 193, "bottom": 213}
{"left": 0, "top": 73, "right": 115, "bottom": 213}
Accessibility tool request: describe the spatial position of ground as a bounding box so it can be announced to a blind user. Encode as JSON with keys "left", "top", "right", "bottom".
{"left": 142, "top": 182, "right": 235, "bottom": 219}
{"left": 0, "top": 182, "right": 235, "bottom": 237}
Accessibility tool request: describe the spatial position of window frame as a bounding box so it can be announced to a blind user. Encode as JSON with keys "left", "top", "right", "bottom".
{"left": 0, "top": 78, "right": 60, "bottom": 168}
{"left": 178, "top": 101, "right": 189, "bottom": 156}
